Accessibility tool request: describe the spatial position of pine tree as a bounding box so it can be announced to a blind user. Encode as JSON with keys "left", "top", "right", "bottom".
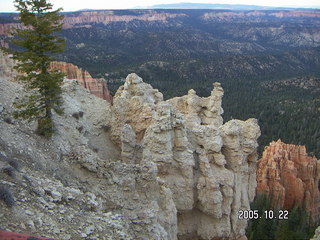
{"left": 6, "top": 0, "right": 65, "bottom": 137}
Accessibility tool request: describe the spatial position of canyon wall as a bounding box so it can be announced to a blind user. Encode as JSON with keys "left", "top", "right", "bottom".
{"left": 202, "top": 10, "right": 320, "bottom": 19}
{"left": 62, "top": 10, "right": 185, "bottom": 28}
{"left": 2, "top": 10, "right": 319, "bottom": 35}
{"left": 0, "top": 10, "right": 185, "bottom": 35}
{"left": 50, "top": 61, "right": 112, "bottom": 102}
{"left": 0, "top": 22, "right": 25, "bottom": 35}
{"left": 256, "top": 139, "right": 320, "bottom": 222}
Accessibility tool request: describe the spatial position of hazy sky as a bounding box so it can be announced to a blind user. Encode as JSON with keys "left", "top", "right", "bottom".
{"left": 1, "top": 0, "right": 320, "bottom": 12}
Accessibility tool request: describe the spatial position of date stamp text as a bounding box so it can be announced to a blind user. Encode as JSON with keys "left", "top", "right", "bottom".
{"left": 238, "top": 210, "right": 289, "bottom": 220}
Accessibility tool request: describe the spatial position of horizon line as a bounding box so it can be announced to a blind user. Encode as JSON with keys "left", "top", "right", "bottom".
{"left": 1, "top": 2, "right": 320, "bottom": 13}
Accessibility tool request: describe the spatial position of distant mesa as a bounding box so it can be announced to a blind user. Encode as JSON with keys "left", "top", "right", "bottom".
{"left": 148, "top": 2, "right": 318, "bottom": 10}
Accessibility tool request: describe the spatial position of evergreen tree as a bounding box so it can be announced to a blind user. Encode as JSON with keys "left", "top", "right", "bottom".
{"left": 275, "top": 220, "right": 292, "bottom": 240}
{"left": 247, "top": 193, "right": 317, "bottom": 240}
{"left": 6, "top": 0, "right": 65, "bottom": 137}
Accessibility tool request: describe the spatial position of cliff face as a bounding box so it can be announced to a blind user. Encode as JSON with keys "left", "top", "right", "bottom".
{"left": 50, "top": 61, "right": 112, "bottom": 102}
{"left": 0, "top": 22, "right": 25, "bottom": 35}
{"left": 62, "top": 10, "right": 185, "bottom": 28}
{"left": 0, "top": 11, "right": 184, "bottom": 35}
{"left": 111, "top": 73, "right": 261, "bottom": 239}
{"left": 0, "top": 52, "right": 261, "bottom": 239}
{"left": 202, "top": 10, "right": 320, "bottom": 19}
{"left": 256, "top": 139, "right": 320, "bottom": 222}
{"left": 1, "top": 10, "right": 319, "bottom": 36}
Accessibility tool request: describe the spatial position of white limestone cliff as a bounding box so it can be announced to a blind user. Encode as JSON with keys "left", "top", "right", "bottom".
{"left": 112, "top": 73, "right": 261, "bottom": 240}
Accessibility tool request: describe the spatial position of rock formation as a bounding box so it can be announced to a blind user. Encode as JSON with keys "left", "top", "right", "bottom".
{"left": 0, "top": 51, "right": 112, "bottom": 102}
{"left": 62, "top": 10, "right": 185, "bottom": 28}
{"left": 0, "top": 66, "right": 165, "bottom": 239}
{"left": 256, "top": 139, "right": 320, "bottom": 222}
{"left": 311, "top": 226, "right": 320, "bottom": 240}
{"left": 0, "top": 22, "right": 26, "bottom": 35}
{"left": 1, "top": 10, "right": 318, "bottom": 36}
{"left": 112, "top": 73, "right": 261, "bottom": 239}
{"left": 202, "top": 10, "right": 320, "bottom": 20}
{"left": 0, "top": 51, "right": 15, "bottom": 78}
{"left": 111, "top": 73, "right": 163, "bottom": 145}
{"left": 0, "top": 55, "right": 261, "bottom": 239}
{"left": 0, "top": 11, "right": 185, "bottom": 35}
{"left": 50, "top": 61, "right": 112, "bottom": 102}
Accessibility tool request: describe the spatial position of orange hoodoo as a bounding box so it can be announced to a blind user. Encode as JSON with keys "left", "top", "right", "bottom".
{"left": 256, "top": 139, "right": 320, "bottom": 222}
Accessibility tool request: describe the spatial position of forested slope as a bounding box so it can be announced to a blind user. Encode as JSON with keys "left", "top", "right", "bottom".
{"left": 1, "top": 9, "right": 319, "bottom": 156}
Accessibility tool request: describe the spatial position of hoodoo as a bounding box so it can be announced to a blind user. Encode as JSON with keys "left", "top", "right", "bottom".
{"left": 256, "top": 139, "right": 320, "bottom": 222}
{"left": 111, "top": 73, "right": 261, "bottom": 239}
